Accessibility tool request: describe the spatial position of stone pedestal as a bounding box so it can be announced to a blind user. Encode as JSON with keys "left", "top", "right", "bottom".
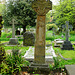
{"left": 8, "top": 38, "right": 19, "bottom": 45}
{"left": 61, "top": 41, "right": 74, "bottom": 50}
{"left": 29, "top": 63, "right": 50, "bottom": 74}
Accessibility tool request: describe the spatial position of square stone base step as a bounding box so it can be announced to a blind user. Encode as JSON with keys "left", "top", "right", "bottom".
{"left": 65, "top": 65, "right": 75, "bottom": 75}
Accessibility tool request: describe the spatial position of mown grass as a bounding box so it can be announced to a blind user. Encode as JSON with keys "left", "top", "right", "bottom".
{"left": 0, "top": 31, "right": 75, "bottom": 41}
{"left": 54, "top": 46, "right": 75, "bottom": 59}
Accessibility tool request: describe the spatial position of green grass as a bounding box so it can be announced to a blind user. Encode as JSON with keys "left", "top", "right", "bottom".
{"left": 54, "top": 46, "right": 75, "bottom": 59}
{"left": 0, "top": 31, "right": 75, "bottom": 41}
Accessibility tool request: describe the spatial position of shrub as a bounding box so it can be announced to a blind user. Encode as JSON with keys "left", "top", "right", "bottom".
{"left": 70, "top": 31, "right": 75, "bottom": 35}
{"left": 1, "top": 32, "right": 12, "bottom": 38}
{"left": 0, "top": 47, "right": 6, "bottom": 64}
{"left": 0, "top": 47, "right": 29, "bottom": 75}
{"left": 46, "top": 23, "right": 58, "bottom": 30}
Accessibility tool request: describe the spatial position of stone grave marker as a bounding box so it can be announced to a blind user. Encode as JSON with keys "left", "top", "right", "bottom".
{"left": 54, "top": 39, "right": 64, "bottom": 47}
{"left": 23, "top": 46, "right": 57, "bottom": 64}
{"left": 23, "top": 32, "right": 35, "bottom": 46}
{"left": 61, "top": 21, "right": 74, "bottom": 50}
{"left": 8, "top": 19, "right": 19, "bottom": 45}
{"left": 29, "top": 0, "right": 52, "bottom": 72}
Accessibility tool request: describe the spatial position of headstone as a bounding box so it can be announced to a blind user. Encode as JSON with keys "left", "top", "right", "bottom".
{"left": 54, "top": 39, "right": 64, "bottom": 47}
{"left": 8, "top": 19, "right": 19, "bottom": 45}
{"left": 16, "top": 30, "right": 20, "bottom": 35}
{"left": 61, "top": 21, "right": 74, "bottom": 50}
{"left": 30, "top": 0, "right": 52, "bottom": 72}
{"left": 23, "top": 32, "right": 35, "bottom": 46}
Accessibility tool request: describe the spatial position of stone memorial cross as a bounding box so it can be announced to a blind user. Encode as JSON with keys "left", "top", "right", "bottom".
{"left": 61, "top": 21, "right": 74, "bottom": 50}
{"left": 65, "top": 21, "right": 69, "bottom": 41}
{"left": 9, "top": 19, "right": 18, "bottom": 38}
{"left": 32, "top": 0, "right": 52, "bottom": 64}
{"left": 8, "top": 18, "right": 19, "bottom": 45}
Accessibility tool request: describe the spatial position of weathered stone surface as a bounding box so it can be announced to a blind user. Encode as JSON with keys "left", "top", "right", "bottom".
{"left": 54, "top": 39, "right": 64, "bottom": 47}
{"left": 61, "top": 41, "right": 74, "bottom": 50}
{"left": 61, "top": 21, "right": 74, "bottom": 50}
{"left": 8, "top": 19, "right": 19, "bottom": 45}
{"left": 32, "top": 0, "right": 52, "bottom": 64}
{"left": 65, "top": 65, "right": 75, "bottom": 75}
{"left": 23, "top": 46, "right": 57, "bottom": 64}
{"left": 8, "top": 38, "right": 19, "bottom": 45}
{"left": 23, "top": 32, "right": 35, "bottom": 46}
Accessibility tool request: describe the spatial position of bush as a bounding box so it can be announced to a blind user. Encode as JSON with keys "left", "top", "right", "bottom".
{"left": 0, "top": 47, "right": 29, "bottom": 75}
{"left": 1, "top": 32, "right": 12, "bottom": 38}
{"left": 46, "top": 24, "right": 58, "bottom": 30}
{"left": 0, "top": 47, "right": 6, "bottom": 64}
{"left": 70, "top": 31, "right": 75, "bottom": 35}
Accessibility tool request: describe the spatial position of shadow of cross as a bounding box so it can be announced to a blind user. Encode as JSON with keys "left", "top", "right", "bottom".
{"left": 32, "top": 0, "right": 52, "bottom": 64}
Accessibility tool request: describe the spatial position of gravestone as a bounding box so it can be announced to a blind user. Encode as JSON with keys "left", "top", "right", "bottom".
{"left": 16, "top": 30, "right": 20, "bottom": 35}
{"left": 54, "top": 39, "right": 64, "bottom": 47}
{"left": 8, "top": 19, "right": 19, "bottom": 45}
{"left": 30, "top": 0, "right": 52, "bottom": 72}
{"left": 23, "top": 32, "right": 35, "bottom": 46}
{"left": 61, "top": 21, "right": 74, "bottom": 50}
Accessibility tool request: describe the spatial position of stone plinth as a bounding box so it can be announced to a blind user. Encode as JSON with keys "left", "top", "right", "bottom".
{"left": 65, "top": 65, "right": 75, "bottom": 75}
{"left": 61, "top": 41, "right": 74, "bottom": 50}
{"left": 8, "top": 38, "right": 19, "bottom": 45}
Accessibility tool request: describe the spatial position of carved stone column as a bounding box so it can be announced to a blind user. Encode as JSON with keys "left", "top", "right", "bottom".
{"left": 32, "top": 0, "right": 52, "bottom": 64}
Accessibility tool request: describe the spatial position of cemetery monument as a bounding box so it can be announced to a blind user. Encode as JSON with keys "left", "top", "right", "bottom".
{"left": 8, "top": 19, "right": 19, "bottom": 45}
{"left": 30, "top": 0, "right": 52, "bottom": 70}
{"left": 61, "top": 21, "right": 74, "bottom": 50}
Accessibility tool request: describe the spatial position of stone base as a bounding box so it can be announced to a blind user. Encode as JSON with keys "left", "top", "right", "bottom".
{"left": 65, "top": 65, "right": 75, "bottom": 75}
{"left": 8, "top": 38, "right": 19, "bottom": 45}
{"left": 29, "top": 63, "right": 50, "bottom": 74}
{"left": 61, "top": 41, "right": 74, "bottom": 50}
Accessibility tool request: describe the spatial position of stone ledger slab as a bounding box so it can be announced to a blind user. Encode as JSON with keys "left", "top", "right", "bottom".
{"left": 23, "top": 46, "right": 57, "bottom": 64}
{"left": 65, "top": 65, "right": 75, "bottom": 75}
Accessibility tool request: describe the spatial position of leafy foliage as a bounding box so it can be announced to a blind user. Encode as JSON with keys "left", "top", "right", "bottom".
{"left": 53, "top": 0, "right": 75, "bottom": 29}
{"left": 2, "top": 0, "right": 36, "bottom": 33}
{"left": 0, "top": 47, "right": 29, "bottom": 75}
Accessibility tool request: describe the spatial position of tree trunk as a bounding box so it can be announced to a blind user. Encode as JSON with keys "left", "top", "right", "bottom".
{"left": 23, "top": 25, "right": 26, "bottom": 35}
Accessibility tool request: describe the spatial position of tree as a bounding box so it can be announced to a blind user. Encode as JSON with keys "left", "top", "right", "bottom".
{"left": 2, "top": 0, "right": 36, "bottom": 33}
{"left": 53, "top": 0, "right": 75, "bottom": 30}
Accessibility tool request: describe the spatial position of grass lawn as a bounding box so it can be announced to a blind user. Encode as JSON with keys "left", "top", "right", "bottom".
{"left": 53, "top": 45, "right": 75, "bottom": 68}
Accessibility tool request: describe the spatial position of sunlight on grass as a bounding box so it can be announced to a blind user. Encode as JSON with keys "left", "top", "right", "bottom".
{"left": 62, "top": 51, "right": 75, "bottom": 59}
